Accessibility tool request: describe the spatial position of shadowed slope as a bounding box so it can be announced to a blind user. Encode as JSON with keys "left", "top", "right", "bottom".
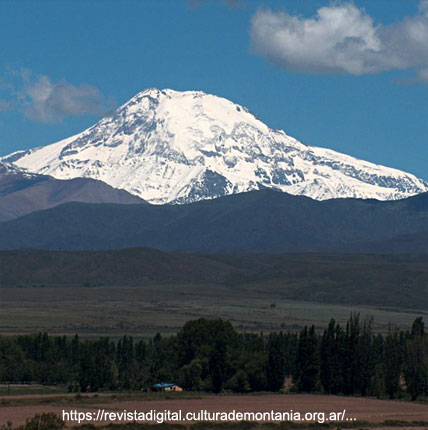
{"left": 0, "top": 190, "right": 426, "bottom": 253}
{"left": 0, "top": 163, "right": 145, "bottom": 221}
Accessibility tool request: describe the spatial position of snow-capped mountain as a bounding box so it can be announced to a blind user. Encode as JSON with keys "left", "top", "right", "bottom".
{"left": 2, "top": 88, "right": 427, "bottom": 204}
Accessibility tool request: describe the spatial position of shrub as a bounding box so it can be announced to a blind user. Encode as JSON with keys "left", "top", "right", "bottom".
{"left": 22, "top": 413, "right": 64, "bottom": 430}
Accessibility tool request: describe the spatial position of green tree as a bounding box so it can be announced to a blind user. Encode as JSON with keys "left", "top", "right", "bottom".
{"left": 384, "top": 328, "right": 402, "bottom": 399}
{"left": 320, "top": 319, "right": 344, "bottom": 394}
{"left": 229, "top": 368, "right": 250, "bottom": 392}
{"left": 242, "top": 351, "right": 267, "bottom": 392}
{"left": 0, "top": 337, "right": 26, "bottom": 383}
{"left": 178, "top": 358, "right": 204, "bottom": 391}
{"left": 343, "top": 313, "right": 360, "bottom": 395}
{"left": 209, "top": 341, "right": 225, "bottom": 392}
{"left": 295, "top": 325, "right": 319, "bottom": 392}
{"left": 405, "top": 317, "right": 427, "bottom": 400}
{"left": 176, "top": 318, "right": 238, "bottom": 392}
{"left": 357, "top": 316, "right": 374, "bottom": 396}
{"left": 266, "top": 332, "right": 286, "bottom": 391}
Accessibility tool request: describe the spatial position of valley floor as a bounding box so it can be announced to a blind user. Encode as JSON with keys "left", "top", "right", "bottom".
{"left": 0, "top": 392, "right": 427, "bottom": 428}
{"left": 0, "top": 284, "right": 425, "bottom": 337}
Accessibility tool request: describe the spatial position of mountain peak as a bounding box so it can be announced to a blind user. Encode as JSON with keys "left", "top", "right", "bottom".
{"left": 1, "top": 88, "right": 427, "bottom": 204}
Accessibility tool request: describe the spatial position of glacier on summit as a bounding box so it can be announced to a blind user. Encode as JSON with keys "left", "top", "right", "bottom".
{"left": 2, "top": 88, "right": 427, "bottom": 204}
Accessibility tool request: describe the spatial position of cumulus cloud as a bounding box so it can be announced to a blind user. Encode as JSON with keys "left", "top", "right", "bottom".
{"left": 418, "top": 68, "right": 428, "bottom": 82}
{"left": 419, "top": 0, "right": 428, "bottom": 15}
{"left": 250, "top": 2, "right": 428, "bottom": 78}
{"left": 0, "top": 70, "right": 113, "bottom": 122}
{"left": 22, "top": 75, "right": 112, "bottom": 122}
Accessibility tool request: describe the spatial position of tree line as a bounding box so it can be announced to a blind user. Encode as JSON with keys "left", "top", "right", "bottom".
{"left": 0, "top": 315, "right": 427, "bottom": 400}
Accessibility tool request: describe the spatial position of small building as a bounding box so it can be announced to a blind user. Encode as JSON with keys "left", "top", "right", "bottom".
{"left": 152, "top": 382, "right": 183, "bottom": 392}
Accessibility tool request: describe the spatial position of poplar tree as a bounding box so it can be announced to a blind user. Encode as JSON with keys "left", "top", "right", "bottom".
{"left": 320, "top": 319, "right": 344, "bottom": 394}
{"left": 266, "top": 332, "right": 286, "bottom": 391}
{"left": 405, "top": 317, "right": 427, "bottom": 400}
{"left": 384, "top": 328, "right": 402, "bottom": 399}
{"left": 295, "top": 325, "right": 319, "bottom": 392}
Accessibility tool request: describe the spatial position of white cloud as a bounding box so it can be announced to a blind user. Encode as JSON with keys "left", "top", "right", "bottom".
{"left": 22, "top": 75, "right": 112, "bottom": 122}
{"left": 250, "top": 2, "right": 428, "bottom": 78}
{"left": 419, "top": 0, "right": 428, "bottom": 15}
{"left": 418, "top": 68, "right": 428, "bottom": 82}
{"left": 0, "top": 70, "right": 113, "bottom": 122}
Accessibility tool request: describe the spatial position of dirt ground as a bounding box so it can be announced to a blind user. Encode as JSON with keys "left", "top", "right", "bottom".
{"left": 1, "top": 393, "right": 427, "bottom": 428}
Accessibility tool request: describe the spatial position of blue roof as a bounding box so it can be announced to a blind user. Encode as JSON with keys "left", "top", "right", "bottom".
{"left": 153, "top": 382, "right": 177, "bottom": 388}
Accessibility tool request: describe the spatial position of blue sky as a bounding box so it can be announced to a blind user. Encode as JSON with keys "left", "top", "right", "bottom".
{"left": 0, "top": 0, "right": 427, "bottom": 179}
